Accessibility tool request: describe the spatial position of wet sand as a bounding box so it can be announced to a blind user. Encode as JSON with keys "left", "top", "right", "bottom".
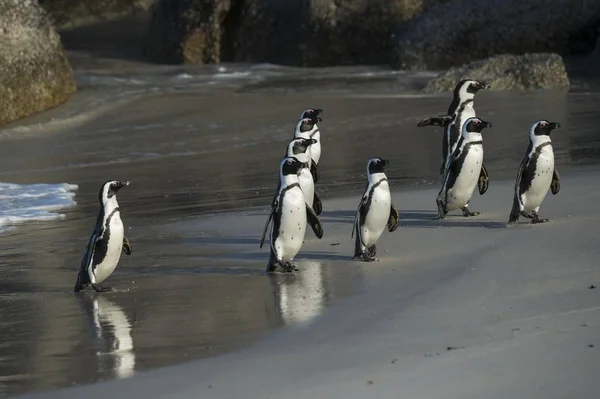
{"left": 1, "top": 47, "right": 600, "bottom": 396}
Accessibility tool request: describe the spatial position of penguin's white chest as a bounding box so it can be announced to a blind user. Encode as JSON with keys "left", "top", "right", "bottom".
{"left": 361, "top": 181, "right": 391, "bottom": 247}
{"left": 273, "top": 186, "right": 307, "bottom": 263}
{"left": 445, "top": 144, "right": 483, "bottom": 211}
{"left": 94, "top": 214, "right": 124, "bottom": 283}
{"left": 522, "top": 146, "right": 554, "bottom": 211}
{"left": 310, "top": 130, "right": 321, "bottom": 165}
{"left": 298, "top": 168, "right": 315, "bottom": 209}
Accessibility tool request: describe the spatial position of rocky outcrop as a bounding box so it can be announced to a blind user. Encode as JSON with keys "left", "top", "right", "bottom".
{"left": 423, "top": 53, "right": 571, "bottom": 92}
{"left": 39, "top": 0, "right": 157, "bottom": 30}
{"left": 0, "top": 0, "right": 77, "bottom": 126}
{"left": 143, "top": 0, "right": 449, "bottom": 66}
{"left": 392, "top": 0, "right": 600, "bottom": 70}
{"left": 143, "top": 0, "right": 231, "bottom": 64}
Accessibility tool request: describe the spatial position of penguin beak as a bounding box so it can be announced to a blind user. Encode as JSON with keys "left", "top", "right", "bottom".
{"left": 481, "top": 121, "right": 492, "bottom": 128}
{"left": 382, "top": 159, "right": 390, "bottom": 167}
{"left": 117, "top": 180, "right": 131, "bottom": 189}
{"left": 549, "top": 122, "right": 561, "bottom": 130}
{"left": 479, "top": 81, "right": 491, "bottom": 90}
{"left": 310, "top": 138, "right": 317, "bottom": 145}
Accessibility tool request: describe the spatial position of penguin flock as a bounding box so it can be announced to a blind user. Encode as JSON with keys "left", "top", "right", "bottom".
{"left": 72, "top": 79, "right": 563, "bottom": 290}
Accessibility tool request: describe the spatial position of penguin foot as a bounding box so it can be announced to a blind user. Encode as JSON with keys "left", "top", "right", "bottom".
{"left": 436, "top": 199, "right": 447, "bottom": 220}
{"left": 531, "top": 213, "right": 549, "bottom": 224}
{"left": 367, "top": 245, "right": 377, "bottom": 259}
{"left": 281, "top": 262, "right": 299, "bottom": 272}
{"left": 353, "top": 252, "right": 377, "bottom": 262}
{"left": 92, "top": 284, "right": 113, "bottom": 292}
{"left": 461, "top": 207, "right": 480, "bottom": 217}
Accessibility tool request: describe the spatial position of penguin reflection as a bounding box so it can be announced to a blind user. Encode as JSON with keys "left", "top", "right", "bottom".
{"left": 270, "top": 261, "right": 330, "bottom": 326}
{"left": 77, "top": 294, "right": 136, "bottom": 379}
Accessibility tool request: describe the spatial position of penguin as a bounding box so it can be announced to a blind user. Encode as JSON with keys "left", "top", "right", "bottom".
{"left": 279, "top": 137, "right": 323, "bottom": 215}
{"left": 436, "top": 117, "right": 492, "bottom": 219}
{"left": 74, "top": 180, "right": 132, "bottom": 292}
{"left": 260, "top": 157, "right": 324, "bottom": 273}
{"left": 352, "top": 157, "right": 400, "bottom": 262}
{"left": 508, "top": 120, "right": 561, "bottom": 226}
{"left": 417, "top": 79, "right": 491, "bottom": 194}
{"left": 293, "top": 117, "right": 321, "bottom": 183}
{"left": 299, "top": 108, "right": 323, "bottom": 166}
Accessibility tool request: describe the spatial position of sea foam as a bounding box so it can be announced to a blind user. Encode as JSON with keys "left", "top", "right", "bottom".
{"left": 0, "top": 182, "right": 78, "bottom": 232}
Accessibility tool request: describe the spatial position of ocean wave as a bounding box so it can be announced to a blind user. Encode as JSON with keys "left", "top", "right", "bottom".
{"left": 0, "top": 183, "right": 78, "bottom": 232}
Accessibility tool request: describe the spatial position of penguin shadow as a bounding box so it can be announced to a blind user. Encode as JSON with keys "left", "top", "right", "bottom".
{"left": 399, "top": 210, "right": 507, "bottom": 229}
{"left": 317, "top": 210, "right": 355, "bottom": 225}
{"left": 180, "top": 236, "right": 262, "bottom": 246}
{"left": 297, "top": 251, "right": 351, "bottom": 262}
{"left": 132, "top": 264, "right": 264, "bottom": 276}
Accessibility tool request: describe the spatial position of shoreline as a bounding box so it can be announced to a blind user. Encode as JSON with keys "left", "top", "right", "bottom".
{"left": 16, "top": 169, "right": 600, "bottom": 399}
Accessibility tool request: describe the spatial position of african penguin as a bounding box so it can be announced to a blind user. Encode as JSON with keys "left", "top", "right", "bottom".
{"left": 352, "top": 157, "right": 399, "bottom": 262}
{"left": 508, "top": 120, "right": 561, "bottom": 226}
{"left": 74, "top": 180, "right": 132, "bottom": 292}
{"left": 293, "top": 117, "right": 321, "bottom": 183}
{"left": 436, "top": 117, "right": 492, "bottom": 219}
{"left": 284, "top": 137, "right": 323, "bottom": 215}
{"left": 261, "top": 157, "right": 324, "bottom": 273}
{"left": 417, "top": 79, "right": 490, "bottom": 188}
{"left": 299, "top": 108, "right": 323, "bottom": 166}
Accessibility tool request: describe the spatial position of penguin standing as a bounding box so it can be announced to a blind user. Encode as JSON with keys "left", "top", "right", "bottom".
{"left": 299, "top": 108, "right": 323, "bottom": 167}
{"left": 352, "top": 157, "right": 399, "bottom": 262}
{"left": 282, "top": 137, "right": 322, "bottom": 215}
{"left": 418, "top": 79, "right": 491, "bottom": 193}
{"left": 261, "top": 157, "right": 324, "bottom": 273}
{"left": 74, "top": 180, "right": 133, "bottom": 292}
{"left": 293, "top": 117, "right": 321, "bottom": 183}
{"left": 436, "top": 117, "right": 492, "bottom": 219}
{"left": 508, "top": 120, "right": 561, "bottom": 226}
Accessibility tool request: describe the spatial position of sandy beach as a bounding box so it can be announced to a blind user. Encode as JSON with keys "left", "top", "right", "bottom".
{"left": 1, "top": 20, "right": 600, "bottom": 396}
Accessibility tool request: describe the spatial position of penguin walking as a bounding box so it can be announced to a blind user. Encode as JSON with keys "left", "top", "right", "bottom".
{"left": 508, "top": 120, "right": 561, "bottom": 226}
{"left": 261, "top": 157, "right": 324, "bottom": 273}
{"left": 352, "top": 157, "right": 399, "bottom": 262}
{"left": 293, "top": 117, "right": 321, "bottom": 183}
{"left": 299, "top": 108, "right": 323, "bottom": 167}
{"left": 436, "top": 117, "right": 492, "bottom": 219}
{"left": 281, "top": 137, "right": 322, "bottom": 215}
{"left": 417, "top": 79, "right": 490, "bottom": 193}
{"left": 74, "top": 180, "right": 133, "bottom": 292}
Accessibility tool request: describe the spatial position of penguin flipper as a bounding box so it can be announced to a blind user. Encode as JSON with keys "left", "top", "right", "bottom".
{"left": 74, "top": 229, "right": 100, "bottom": 292}
{"left": 305, "top": 205, "right": 324, "bottom": 239}
{"left": 417, "top": 115, "right": 453, "bottom": 128}
{"left": 507, "top": 193, "right": 521, "bottom": 226}
{"left": 351, "top": 194, "right": 367, "bottom": 239}
{"left": 387, "top": 203, "right": 400, "bottom": 232}
{"left": 122, "top": 237, "right": 133, "bottom": 255}
{"left": 551, "top": 167, "right": 560, "bottom": 195}
{"left": 478, "top": 163, "right": 489, "bottom": 195}
{"left": 260, "top": 205, "right": 276, "bottom": 248}
{"left": 310, "top": 162, "right": 320, "bottom": 183}
{"left": 313, "top": 191, "right": 323, "bottom": 215}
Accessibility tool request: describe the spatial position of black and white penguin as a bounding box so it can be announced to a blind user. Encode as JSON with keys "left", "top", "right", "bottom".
{"left": 352, "top": 157, "right": 399, "bottom": 262}
{"left": 508, "top": 120, "right": 561, "bottom": 226}
{"left": 285, "top": 137, "right": 322, "bottom": 215}
{"left": 74, "top": 180, "right": 132, "bottom": 292}
{"left": 293, "top": 117, "right": 321, "bottom": 183}
{"left": 418, "top": 79, "right": 491, "bottom": 185}
{"left": 261, "top": 157, "right": 324, "bottom": 273}
{"left": 436, "top": 117, "right": 492, "bottom": 219}
{"left": 299, "top": 108, "right": 323, "bottom": 167}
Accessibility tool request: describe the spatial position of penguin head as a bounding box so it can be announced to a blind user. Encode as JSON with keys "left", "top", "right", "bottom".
{"left": 367, "top": 157, "right": 390, "bottom": 175}
{"left": 288, "top": 138, "right": 317, "bottom": 156}
{"left": 300, "top": 108, "right": 323, "bottom": 123}
{"left": 531, "top": 120, "right": 561, "bottom": 137}
{"left": 296, "top": 117, "right": 317, "bottom": 133}
{"left": 99, "top": 180, "right": 130, "bottom": 204}
{"left": 280, "top": 156, "right": 308, "bottom": 177}
{"left": 463, "top": 117, "right": 492, "bottom": 134}
{"left": 456, "top": 79, "right": 491, "bottom": 100}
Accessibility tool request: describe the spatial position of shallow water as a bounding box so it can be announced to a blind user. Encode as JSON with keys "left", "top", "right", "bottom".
{"left": 1, "top": 57, "right": 600, "bottom": 397}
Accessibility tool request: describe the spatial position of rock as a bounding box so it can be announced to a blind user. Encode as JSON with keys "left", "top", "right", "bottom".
{"left": 40, "top": 0, "right": 158, "bottom": 30}
{"left": 143, "top": 0, "right": 449, "bottom": 66}
{"left": 0, "top": 0, "right": 77, "bottom": 126}
{"left": 392, "top": 0, "right": 600, "bottom": 70}
{"left": 143, "top": 0, "right": 231, "bottom": 64}
{"left": 423, "top": 53, "right": 571, "bottom": 92}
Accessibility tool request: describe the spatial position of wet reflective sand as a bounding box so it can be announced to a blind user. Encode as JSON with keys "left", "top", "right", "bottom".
{"left": 1, "top": 67, "right": 600, "bottom": 397}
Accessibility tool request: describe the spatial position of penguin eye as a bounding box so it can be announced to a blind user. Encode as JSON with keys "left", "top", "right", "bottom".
{"left": 287, "top": 160, "right": 293, "bottom": 165}
{"left": 540, "top": 122, "right": 548, "bottom": 127}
